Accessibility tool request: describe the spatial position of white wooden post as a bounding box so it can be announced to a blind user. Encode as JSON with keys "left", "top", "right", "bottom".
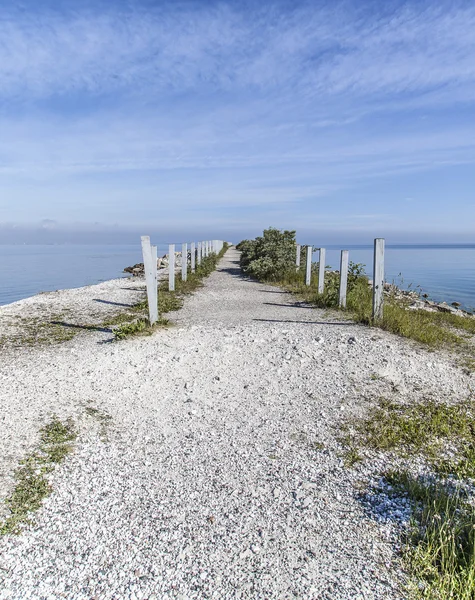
{"left": 339, "top": 250, "right": 349, "bottom": 308}
{"left": 305, "top": 246, "right": 312, "bottom": 286}
{"left": 151, "top": 244, "right": 159, "bottom": 320}
{"left": 191, "top": 242, "right": 196, "bottom": 272}
{"left": 169, "top": 243, "right": 175, "bottom": 291}
{"left": 141, "top": 236, "right": 158, "bottom": 325}
{"left": 372, "top": 238, "right": 385, "bottom": 322}
{"left": 318, "top": 248, "right": 326, "bottom": 294}
{"left": 197, "top": 241, "right": 202, "bottom": 265}
{"left": 205, "top": 241, "right": 209, "bottom": 257}
{"left": 296, "top": 244, "right": 301, "bottom": 270}
{"left": 182, "top": 242, "right": 188, "bottom": 282}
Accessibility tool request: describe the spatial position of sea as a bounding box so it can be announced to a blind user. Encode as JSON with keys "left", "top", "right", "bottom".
{"left": 0, "top": 244, "right": 473, "bottom": 312}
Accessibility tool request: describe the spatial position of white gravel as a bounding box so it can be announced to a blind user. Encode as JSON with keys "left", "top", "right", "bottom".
{"left": 0, "top": 248, "right": 472, "bottom": 599}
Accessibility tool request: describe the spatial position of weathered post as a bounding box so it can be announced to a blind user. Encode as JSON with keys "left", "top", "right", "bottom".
{"left": 372, "top": 238, "right": 385, "bottom": 322}
{"left": 305, "top": 246, "right": 312, "bottom": 286}
{"left": 182, "top": 242, "right": 188, "bottom": 282}
{"left": 191, "top": 242, "right": 196, "bottom": 272}
{"left": 296, "top": 244, "right": 301, "bottom": 270}
{"left": 169, "top": 243, "right": 175, "bottom": 291}
{"left": 339, "top": 250, "right": 349, "bottom": 308}
{"left": 318, "top": 248, "right": 326, "bottom": 294}
{"left": 141, "top": 236, "right": 158, "bottom": 325}
{"left": 197, "top": 241, "right": 202, "bottom": 266}
{"left": 151, "top": 244, "right": 159, "bottom": 320}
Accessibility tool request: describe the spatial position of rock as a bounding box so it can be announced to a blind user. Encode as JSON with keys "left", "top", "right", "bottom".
{"left": 407, "top": 301, "right": 425, "bottom": 311}
{"left": 124, "top": 263, "right": 144, "bottom": 274}
{"left": 436, "top": 302, "right": 458, "bottom": 314}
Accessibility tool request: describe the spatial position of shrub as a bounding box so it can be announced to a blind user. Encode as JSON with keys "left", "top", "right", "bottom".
{"left": 238, "top": 227, "right": 297, "bottom": 281}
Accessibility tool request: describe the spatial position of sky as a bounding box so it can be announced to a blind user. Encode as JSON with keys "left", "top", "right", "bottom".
{"left": 1, "top": 0, "right": 475, "bottom": 244}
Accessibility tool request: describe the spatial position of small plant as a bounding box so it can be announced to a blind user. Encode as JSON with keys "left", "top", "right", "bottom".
{"left": 384, "top": 471, "right": 475, "bottom": 599}
{"left": 343, "top": 446, "right": 362, "bottom": 467}
{"left": 1, "top": 416, "right": 77, "bottom": 536}
{"left": 346, "top": 397, "right": 475, "bottom": 461}
{"left": 113, "top": 317, "right": 169, "bottom": 340}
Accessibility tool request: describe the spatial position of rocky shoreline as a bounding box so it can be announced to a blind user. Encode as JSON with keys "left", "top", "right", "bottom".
{"left": 381, "top": 282, "right": 472, "bottom": 317}
{"left": 124, "top": 251, "right": 185, "bottom": 276}
{"left": 323, "top": 268, "right": 473, "bottom": 318}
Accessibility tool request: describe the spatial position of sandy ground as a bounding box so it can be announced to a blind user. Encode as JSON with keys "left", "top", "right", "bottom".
{"left": 0, "top": 248, "right": 471, "bottom": 599}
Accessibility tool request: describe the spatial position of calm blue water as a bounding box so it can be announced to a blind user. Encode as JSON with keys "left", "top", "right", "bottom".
{"left": 0, "top": 244, "right": 155, "bottom": 306}
{"left": 321, "top": 244, "right": 474, "bottom": 312}
{"left": 0, "top": 244, "right": 473, "bottom": 311}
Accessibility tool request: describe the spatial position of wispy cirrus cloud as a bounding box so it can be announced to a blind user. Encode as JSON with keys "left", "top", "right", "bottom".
{"left": 1, "top": 1, "right": 475, "bottom": 102}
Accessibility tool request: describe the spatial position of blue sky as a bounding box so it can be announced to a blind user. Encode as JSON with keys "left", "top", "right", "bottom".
{"left": 1, "top": 0, "right": 475, "bottom": 243}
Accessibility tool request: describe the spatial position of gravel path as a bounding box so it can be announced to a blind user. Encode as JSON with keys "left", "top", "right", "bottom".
{"left": 0, "top": 249, "right": 471, "bottom": 599}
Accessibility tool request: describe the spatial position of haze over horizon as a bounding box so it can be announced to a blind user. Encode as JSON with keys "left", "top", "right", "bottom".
{"left": 1, "top": 0, "right": 475, "bottom": 244}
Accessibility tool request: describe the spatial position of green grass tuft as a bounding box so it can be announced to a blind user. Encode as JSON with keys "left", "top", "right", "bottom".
{"left": 385, "top": 471, "right": 475, "bottom": 600}
{"left": 1, "top": 416, "right": 77, "bottom": 536}
{"left": 113, "top": 317, "right": 170, "bottom": 340}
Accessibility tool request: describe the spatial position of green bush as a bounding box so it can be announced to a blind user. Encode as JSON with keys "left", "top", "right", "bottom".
{"left": 238, "top": 227, "right": 297, "bottom": 281}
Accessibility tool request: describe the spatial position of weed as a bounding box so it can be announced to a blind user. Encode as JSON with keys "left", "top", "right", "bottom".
{"left": 0, "top": 416, "right": 77, "bottom": 536}
{"left": 5, "top": 315, "right": 77, "bottom": 347}
{"left": 113, "top": 317, "right": 170, "bottom": 340}
{"left": 347, "top": 397, "right": 475, "bottom": 461}
{"left": 343, "top": 446, "right": 362, "bottom": 467}
{"left": 384, "top": 471, "right": 475, "bottom": 599}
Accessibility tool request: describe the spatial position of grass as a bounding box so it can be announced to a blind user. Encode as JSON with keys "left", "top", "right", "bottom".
{"left": 113, "top": 316, "right": 170, "bottom": 340}
{"left": 1, "top": 314, "right": 78, "bottom": 347}
{"left": 0, "top": 416, "right": 77, "bottom": 536}
{"left": 345, "top": 397, "right": 475, "bottom": 462}
{"left": 385, "top": 471, "right": 475, "bottom": 600}
{"left": 343, "top": 396, "right": 475, "bottom": 598}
